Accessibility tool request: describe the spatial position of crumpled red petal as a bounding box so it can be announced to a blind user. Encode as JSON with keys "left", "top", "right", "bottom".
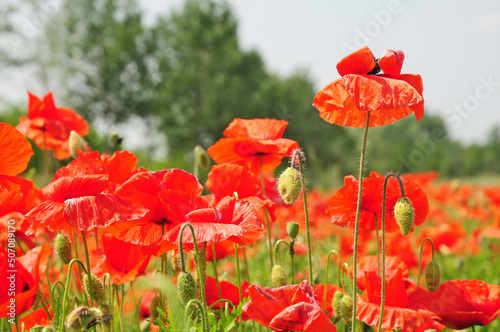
{"left": 223, "top": 118, "right": 289, "bottom": 140}
{"left": 336, "top": 46, "right": 376, "bottom": 77}
{"left": 379, "top": 49, "right": 405, "bottom": 76}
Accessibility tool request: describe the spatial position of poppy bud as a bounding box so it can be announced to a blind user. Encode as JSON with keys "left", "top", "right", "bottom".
{"left": 278, "top": 167, "right": 302, "bottom": 204}
{"left": 177, "top": 271, "right": 198, "bottom": 306}
{"left": 194, "top": 145, "right": 211, "bottom": 170}
{"left": 287, "top": 221, "right": 299, "bottom": 239}
{"left": 332, "top": 291, "right": 344, "bottom": 317}
{"left": 271, "top": 265, "right": 288, "bottom": 288}
{"left": 31, "top": 290, "right": 43, "bottom": 310}
{"left": 82, "top": 273, "right": 105, "bottom": 305}
{"left": 55, "top": 233, "right": 72, "bottom": 264}
{"left": 171, "top": 252, "right": 185, "bottom": 275}
{"left": 149, "top": 295, "right": 160, "bottom": 319}
{"left": 424, "top": 260, "right": 441, "bottom": 292}
{"left": 66, "top": 306, "right": 93, "bottom": 331}
{"left": 69, "top": 131, "right": 89, "bottom": 158}
{"left": 96, "top": 304, "right": 112, "bottom": 332}
{"left": 340, "top": 294, "right": 353, "bottom": 325}
{"left": 394, "top": 197, "right": 414, "bottom": 236}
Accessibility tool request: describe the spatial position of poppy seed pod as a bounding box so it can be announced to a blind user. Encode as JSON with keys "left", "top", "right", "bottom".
{"left": 82, "top": 273, "right": 105, "bottom": 305}
{"left": 271, "top": 265, "right": 288, "bottom": 288}
{"left": 194, "top": 145, "right": 211, "bottom": 170}
{"left": 278, "top": 167, "right": 302, "bottom": 204}
{"left": 149, "top": 295, "right": 160, "bottom": 319}
{"left": 287, "top": 221, "right": 299, "bottom": 239}
{"left": 394, "top": 197, "right": 414, "bottom": 236}
{"left": 340, "top": 294, "right": 353, "bottom": 325}
{"left": 69, "top": 130, "right": 88, "bottom": 158}
{"left": 177, "top": 271, "right": 198, "bottom": 306}
{"left": 332, "top": 291, "right": 344, "bottom": 317}
{"left": 54, "top": 233, "right": 72, "bottom": 264}
{"left": 425, "top": 260, "right": 442, "bottom": 292}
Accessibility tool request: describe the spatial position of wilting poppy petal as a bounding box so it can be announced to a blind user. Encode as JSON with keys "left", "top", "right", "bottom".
{"left": 379, "top": 49, "right": 405, "bottom": 76}
{"left": 0, "top": 123, "right": 33, "bottom": 176}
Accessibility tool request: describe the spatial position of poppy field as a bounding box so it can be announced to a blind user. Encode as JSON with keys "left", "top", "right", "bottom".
{"left": 2, "top": 46, "right": 500, "bottom": 332}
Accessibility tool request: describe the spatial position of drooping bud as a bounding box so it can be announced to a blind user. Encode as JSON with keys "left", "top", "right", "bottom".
{"left": 394, "top": 197, "right": 414, "bottom": 236}
{"left": 271, "top": 265, "right": 288, "bottom": 288}
{"left": 95, "top": 305, "right": 112, "bottom": 332}
{"left": 287, "top": 221, "right": 299, "bottom": 239}
{"left": 149, "top": 295, "right": 160, "bottom": 319}
{"left": 69, "top": 131, "right": 89, "bottom": 158}
{"left": 424, "top": 260, "right": 441, "bottom": 292}
{"left": 332, "top": 291, "right": 344, "bottom": 317}
{"left": 82, "top": 273, "right": 105, "bottom": 305}
{"left": 66, "top": 306, "right": 93, "bottom": 331}
{"left": 278, "top": 167, "right": 302, "bottom": 204}
{"left": 177, "top": 271, "right": 197, "bottom": 306}
{"left": 340, "top": 294, "right": 353, "bottom": 325}
{"left": 55, "top": 233, "right": 72, "bottom": 264}
{"left": 31, "top": 290, "right": 43, "bottom": 310}
{"left": 194, "top": 145, "right": 210, "bottom": 170}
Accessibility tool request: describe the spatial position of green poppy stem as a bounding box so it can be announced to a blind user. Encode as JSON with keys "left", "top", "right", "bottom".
{"left": 258, "top": 155, "right": 274, "bottom": 272}
{"left": 81, "top": 231, "right": 94, "bottom": 307}
{"left": 59, "top": 258, "right": 88, "bottom": 332}
{"left": 186, "top": 299, "right": 207, "bottom": 332}
{"left": 211, "top": 243, "right": 223, "bottom": 315}
{"left": 378, "top": 173, "right": 406, "bottom": 332}
{"left": 289, "top": 240, "right": 296, "bottom": 284}
{"left": 352, "top": 111, "right": 371, "bottom": 330}
{"left": 417, "top": 237, "right": 436, "bottom": 287}
{"left": 273, "top": 239, "right": 289, "bottom": 266}
{"left": 242, "top": 246, "right": 251, "bottom": 283}
{"left": 324, "top": 250, "right": 340, "bottom": 312}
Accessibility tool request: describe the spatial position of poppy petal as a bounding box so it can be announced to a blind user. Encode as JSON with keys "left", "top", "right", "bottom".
{"left": 0, "top": 123, "right": 34, "bottom": 176}
{"left": 336, "top": 46, "right": 376, "bottom": 77}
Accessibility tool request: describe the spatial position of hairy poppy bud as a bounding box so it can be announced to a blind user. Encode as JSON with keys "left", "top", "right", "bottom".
{"left": 425, "top": 260, "right": 441, "bottom": 292}
{"left": 271, "top": 265, "right": 288, "bottom": 288}
{"left": 66, "top": 306, "right": 93, "bottom": 331}
{"left": 194, "top": 145, "right": 210, "bottom": 170}
{"left": 96, "top": 304, "right": 112, "bottom": 332}
{"left": 332, "top": 291, "right": 344, "bottom": 317}
{"left": 340, "top": 294, "right": 353, "bottom": 325}
{"left": 394, "top": 197, "right": 414, "bottom": 236}
{"left": 171, "top": 252, "right": 185, "bottom": 275}
{"left": 278, "top": 167, "right": 301, "bottom": 204}
{"left": 55, "top": 233, "right": 72, "bottom": 264}
{"left": 149, "top": 295, "right": 160, "bottom": 319}
{"left": 177, "top": 271, "right": 197, "bottom": 306}
{"left": 69, "top": 131, "right": 89, "bottom": 158}
{"left": 82, "top": 273, "right": 105, "bottom": 305}
{"left": 287, "top": 221, "right": 299, "bottom": 239}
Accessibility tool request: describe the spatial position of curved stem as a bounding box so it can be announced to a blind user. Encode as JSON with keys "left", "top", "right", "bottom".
{"left": 208, "top": 299, "right": 235, "bottom": 311}
{"left": 258, "top": 155, "right": 274, "bottom": 271}
{"left": 324, "top": 250, "right": 340, "bottom": 312}
{"left": 186, "top": 299, "right": 207, "bottom": 332}
{"left": 352, "top": 111, "right": 371, "bottom": 330}
{"left": 273, "top": 239, "right": 289, "bottom": 266}
{"left": 341, "top": 262, "right": 350, "bottom": 292}
{"left": 297, "top": 150, "right": 314, "bottom": 285}
{"left": 59, "top": 258, "right": 88, "bottom": 332}
{"left": 417, "top": 237, "right": 436, "bottom": 287}
{"left": 378, "top": 173, "right": 406, "bottom": 331}
{"left": 179, "top": 223, "right": 209, "bottom": 329}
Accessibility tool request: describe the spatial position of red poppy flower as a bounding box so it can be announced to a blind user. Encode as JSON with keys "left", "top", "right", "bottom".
{"left": 349, "top": 255, "right": 409, "bottom": 291}
{"left": 206, "top": 163, "right": 277, "bottom": 221}
{"left": 356, "top": 270, "right": 436, "bottom": 330}
{"left": 164, "top": 196, "right": 265, "bottom": 252}
{"left": 206, "top": 240, "right": 236, "bottom": 261}
{"left": 0, "top": 122, "right": 33, "bottom": 176}
{"left": 242, "top": 280, "right": 337, "bottom": 331}
{"left": 90, "top": 233, "right": 151, "bottom": 285}
{"left": 327, "top": 171, "right": 429, "bottom": 233}
{"left": 0, "top": 243, "right": 51, "bottom": 317}
{"left": 207, "top": 118, "right": 299, "bottom": 174}
{"left": 101, "top": 150, "right": 142, "bottom": 185}
{"left": 408, "top": 280, "right": 500, "bottom": 330}
{"left": 14, "top": 307, "right": 53, "bottom": 330}
{"left": 313, "top": 46, "right": 424, "bottom": 127}
{"left": 108, "top": 169, "right": 207, "bottom": 253}
{"left": 16, "top": 92, "right": 89, "bottom": 160}
{"left": 205, "top": 276, "right": 250, "bottom": 309}
{"left": 25, "top": 169, "right": 148, "bottom": 234}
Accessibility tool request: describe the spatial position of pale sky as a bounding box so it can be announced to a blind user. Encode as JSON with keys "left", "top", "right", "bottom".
{"left": 2, "top": 0, "right": 500, "bottom": 145}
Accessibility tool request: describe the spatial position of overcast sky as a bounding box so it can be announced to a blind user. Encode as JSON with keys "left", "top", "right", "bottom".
{"left": 3, "top": 0, "right": 500, "bottom": 145}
